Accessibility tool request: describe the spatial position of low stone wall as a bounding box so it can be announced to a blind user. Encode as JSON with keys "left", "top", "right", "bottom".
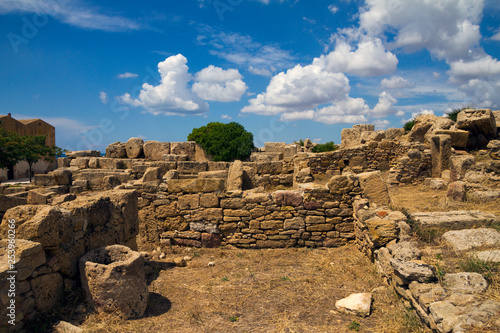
{"left": 305, "top": 141, "right": 430, "bottom": 184}
{"left": 0, "top": 190, "right": 138, "bottom": 330}
{"left": 137, "top": 185, "right": 359, "bottom": 251}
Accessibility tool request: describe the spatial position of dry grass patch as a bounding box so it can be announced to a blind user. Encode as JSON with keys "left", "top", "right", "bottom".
{"left": 389, "top": 184, "right": 500, "bottom": 218}
{"left": 77, "top": 245, "right": 428, "bottom": 333}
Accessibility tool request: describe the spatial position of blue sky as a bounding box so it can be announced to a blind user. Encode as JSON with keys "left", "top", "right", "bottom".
{"left": 1, "top": 0, "right": 500, "bottom": 152}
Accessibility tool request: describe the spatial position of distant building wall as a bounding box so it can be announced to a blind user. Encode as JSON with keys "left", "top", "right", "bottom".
{"left": 0, "top": 113, "right": 56, "bottom": 181}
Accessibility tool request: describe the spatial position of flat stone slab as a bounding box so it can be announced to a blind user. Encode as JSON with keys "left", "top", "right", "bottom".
{"left": 442, "top": 228, "right": 500, "bottom": 251}
{"left": 443, "top": 272, "right": 488, "bottom": 294}
{"left": 410, "top": 211, "right": 499, "bottom": 230}
{"left": 470, "top": 250, "right": 500, "bottom": 262}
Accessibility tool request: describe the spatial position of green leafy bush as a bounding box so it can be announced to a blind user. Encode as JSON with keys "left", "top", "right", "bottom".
{"left": 187, "top": 122, "right": 254, "bottom": 162}
{"left": 311, "top": 141, "right": 337, "bottom": 153}
{"left": 403, "top": 119, "right": 415, "bottom": 132}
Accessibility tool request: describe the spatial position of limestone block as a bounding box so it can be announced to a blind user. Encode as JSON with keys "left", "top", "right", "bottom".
{"left": 143, "top": 141, "right": 170, "bottom": 161}
{"left": 264, "top": 142, "right": 286, "bottom": 152}
{"left": 434, "top": 129, "right": 469, "bottom": 148}
{"left": 178, "top": 194, "right": 200, "bottom": 210}
{"left": 125, "top": 137, "right": 144, "bottom": 159}
{"left": 53, "top": 169, "right": 72, "bottom": 185}
{"left": 34, "top": 174, "right": 56, "bottom": 186}
{"left": 335, "top": 293, "right": 372, "bottom": 317}
{"left": 162, "top": 154, "right": 188, "bottom": 162}
{"left": 357, "top": 171, "right": 391, "bottom": 206}
{"left": 424, "top": 117, "right": 455, "bottom": 143}
{"left": 178, "top": 161, "right": 208, "bottom": 174}
{"left": 284, "top": 217, "right": 305, "bottom": 230}
{"left": 456, "top": 108, "right": 497, "bottom": 139}
{"left": 256, "top": 161, "right": 283, "bottom": 175}
{"left": 142, "top": 167, "right": 161, "bottom": 182}
{"left": 170, "top": 142, "right": 196, "bottom": 161}
{"left": 105, "top": 142, "right": 127, "bottom": 158}
{"left": 226, "top": 160, "right": 243, "bottom": 191}
{"left": 80, "top": 245, "right": 148, "bottom": 319}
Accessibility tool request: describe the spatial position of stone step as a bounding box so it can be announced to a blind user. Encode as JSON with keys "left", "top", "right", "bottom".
{"left": 410, "top": 211, "right": 499, "bottom": 230}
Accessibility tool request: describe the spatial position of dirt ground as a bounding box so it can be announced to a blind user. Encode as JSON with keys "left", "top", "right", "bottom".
{"left": 76, "top": 245, "right": 427, "bottom": 333}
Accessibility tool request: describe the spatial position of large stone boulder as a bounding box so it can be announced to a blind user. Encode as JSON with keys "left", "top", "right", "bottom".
{"left": 125, "top": 137, "right": 144, "bottom": 159}
{"left": 53, "top": 168, "right": 72, "bottom": 185}
{"left": 80, "top": 245, "right": 148, "bottom": 319}
{"left": 456, "top": 108, "right": 497, "bottom": 139}
{"left": 365, "top": 218, "right": 399, "bottom": 247}
{"left": 407, "top": 114, "right": 438, "bottom": 143}
{"left": 143, "top": 141, "right": 170, "bottom": 161}
{"left": 105, "top": 142, "right": 127, "bottom": 158}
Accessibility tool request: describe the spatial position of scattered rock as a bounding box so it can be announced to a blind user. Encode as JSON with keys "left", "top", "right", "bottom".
{"left": 390, "top": 259, "right": 436, "bottom": 283}
{"left": 53, "top": 321, "right": 83, "bottom": 333}
{"left": 335, "top": 293, "right": 372, "bottom": 317}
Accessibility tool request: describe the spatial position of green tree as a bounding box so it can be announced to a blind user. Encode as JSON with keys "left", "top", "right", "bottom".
{"left": 187, "top": 122, "right": 254, "bottom": 162}
{"left": 18, "top": 135, "right": 63, "bottom": 182}
{"left": 0, "top": 127, "right": 22, "bottom": 169}
{"left": 311, "top": 141, "right": 337, "bottom": 153}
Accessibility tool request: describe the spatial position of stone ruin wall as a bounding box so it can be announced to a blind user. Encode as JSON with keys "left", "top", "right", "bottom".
{"left": 0, "top": 134, "right": 433, "bottom": 329}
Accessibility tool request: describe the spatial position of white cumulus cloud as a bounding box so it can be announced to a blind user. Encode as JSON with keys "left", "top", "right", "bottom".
{"left": 371, "top": 91, "right": 397, "bottom": 118}
{"left": 118, "top": 54, "right": 208, "bottom": 115}
{"left": 359, "top": 0, "right": 483, "bottom": 61}
{"left": 241, "top": 63, "right": 350, "bottom": 115}
{"left": 192, "top": 65, "right": 248, "bottom": 102}
{"left": 315, "top": 37, "right": 398, "bottom": 77}
{"left": 380, "top": 76, "right": 411, "bottom": 90}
